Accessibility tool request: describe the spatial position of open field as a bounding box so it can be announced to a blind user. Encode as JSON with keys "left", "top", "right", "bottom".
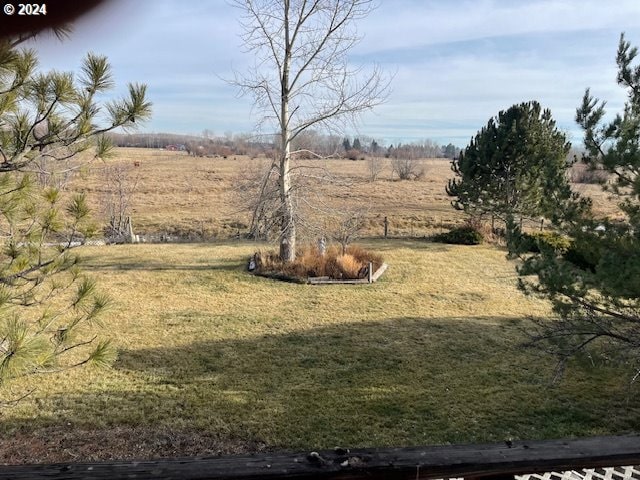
{"left": 1, "top": 239, "right": 639, "bottom": 463}
{"left": 68, "top": 148, "right": 621, "bottom": 241}
{"left": 71, "top": 148, "right": 466, "bottom": 239}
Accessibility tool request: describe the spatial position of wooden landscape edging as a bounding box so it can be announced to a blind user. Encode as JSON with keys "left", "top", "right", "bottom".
{"left": 252, "top": 263, "right": 389, "bottom": 285}
{"left": 370, "top": 263, "right": 388, "bottom": 282}
{"left": 308, "top": 263, "right": 388, "bottom": 285}
{"left": 1, "top": 435, "right": 639, "bottom": 480}
{"left": 252, "top": 271, "right": 308, "bottom": 284}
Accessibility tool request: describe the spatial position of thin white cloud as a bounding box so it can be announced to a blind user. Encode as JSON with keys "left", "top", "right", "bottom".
{"left": 358, "top": 0, "right": 640, "bottom": 55}
{"left": 26, "top": 0, "right": 640, "bottom": 146}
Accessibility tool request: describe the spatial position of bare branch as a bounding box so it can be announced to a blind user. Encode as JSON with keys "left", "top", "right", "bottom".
{"left": 232, "top": 0, "right": 387, "bottom": 260}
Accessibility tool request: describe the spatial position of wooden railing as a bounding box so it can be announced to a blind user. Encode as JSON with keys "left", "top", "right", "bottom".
{"left": 0, "top": 435, "right": 638, "bottom": 479}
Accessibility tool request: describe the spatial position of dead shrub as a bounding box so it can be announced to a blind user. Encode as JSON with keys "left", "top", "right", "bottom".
{"left": 324, "top": 255, "right": 343, "bottom": 279}
{"left": 458, "top": 216, "right": 508, "bottom": 245}
{"left": 254, "top": 249, "right": 281, "bottom": 272}
{"left": 367, "top": 156, "right": 384, "bottom": 182}
{"left": 391, "top": 157, "right": 425, "bottom": 180}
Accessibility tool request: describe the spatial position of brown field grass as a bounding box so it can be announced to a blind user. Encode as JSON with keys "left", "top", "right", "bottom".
{"left": 68, "top": 148, "right": 623, "bottom": 241}
{"left": 69, "top": 148, "right": 466, "bottom": 239}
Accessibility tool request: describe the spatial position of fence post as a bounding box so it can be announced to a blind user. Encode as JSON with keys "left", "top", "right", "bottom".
{"left": 540, "top": 219, "right": 544, "bottom": 231}
{"left": 126, "top": 216, "right": 136, "bottom": 243}
{"left": 368, "top": 262, "right": 373, "bottom": 283}
{"left": 384, "top": 216, "right": 388, "bottom": 238}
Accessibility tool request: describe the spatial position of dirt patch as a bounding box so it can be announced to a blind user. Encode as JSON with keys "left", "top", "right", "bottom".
{"left": 0, "top": 426, "right": 267, "bottom": 465}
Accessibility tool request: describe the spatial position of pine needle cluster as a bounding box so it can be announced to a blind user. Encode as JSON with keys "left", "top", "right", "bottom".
{"left": 0, "top": 33, "right": 150, "bottom": 400}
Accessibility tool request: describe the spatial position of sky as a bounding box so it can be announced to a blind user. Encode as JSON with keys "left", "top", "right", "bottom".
{"left": 22, "top": 0, "right": 640, "bottom": 148}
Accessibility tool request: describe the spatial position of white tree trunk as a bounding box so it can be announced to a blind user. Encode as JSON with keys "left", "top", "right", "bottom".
{"left": 279, "top": 1, "right": 296, "bottom": 262}
{"left": 279, "top": 121, "right": 295, "bottom": 261}
{"left": 278, "top": 147, "right": 296, "bottom": 262}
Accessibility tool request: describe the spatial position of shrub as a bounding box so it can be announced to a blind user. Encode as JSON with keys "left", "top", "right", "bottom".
{"left": 320, "top": 251, "right": 363, "bottom": 280}
{"left": 294, "top": 245, "right": 326, "bottom": 277}
{"left": 391, "top": 157, "right": 425, "bottom": 180}
{"left": 432, "top": 226, "right": 483, "bottom": 245}
{"left": 324, "top": 255, "right": 343, "bottom": 279}
{"left": 336, "top": 254, "right": 362, "bottom": 279}
{"left": 345, "top": 149, "right": 360, "bottom": 161}
{"left": 522, "top": 231, "right": 572, "bottom": 254}
{"left": 253, "top": 249, "right": 281, "bottom": 272}
{"left": 564, "top": 242, "right": 601, "bottom": 272}
{"left": 513, "top": 230, "right": 599, "bottom": 272}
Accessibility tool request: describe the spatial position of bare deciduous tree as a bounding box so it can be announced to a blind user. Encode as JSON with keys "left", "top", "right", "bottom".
{"left": 234, "top": 157, "right": 282, "bottom": 240}
{"left": 102, "top": 164, "right": 139, "bottom": 243}
{"left": 391, "top": 146, "right": 425, "bottom": 180}
{"left": 367, "top": 156, "right": 384, "bottom": 182}
{"left": 327, "top": 206, "right": 369, "bottom": 254}
{"left": 232, "top": 0, "right": 389, "bottom": 261}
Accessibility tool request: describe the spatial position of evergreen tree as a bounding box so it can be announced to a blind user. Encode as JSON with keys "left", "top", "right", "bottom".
{"left": 353, "top": 137, "right": 362, "bottom": 151}
{"left": 0, "top": 35, "right": 151, "bottom": 398}
{"left": 447, "top": 101, "right": 572, "bottom": 242}
{"left": 517, "top": 34, "right": 640, "bottom": 378}
{"left": 370, "top": 139, "right": 379, "bottom": 154}
{"left": 442, "top": 143, "right": 457, "bottom": 159}
{"left": 342, "top": 137, "right": 351, "bottom": 151}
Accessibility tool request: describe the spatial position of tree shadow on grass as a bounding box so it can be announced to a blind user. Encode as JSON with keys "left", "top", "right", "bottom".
{"left": 80, "top": 254, "right": 246, "bottom": 273}
{"left": 5, "top": 317, "right": 640, "bottom": 458}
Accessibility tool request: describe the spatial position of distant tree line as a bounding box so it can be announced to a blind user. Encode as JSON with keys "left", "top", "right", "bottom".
{"left": 107, "top": 132, "right": 274, "bottom": 158}
{"left": 343, "top": 136, "right": 459, "bottom": 159}
{"left": 109, "top": 131, "right": 461, "bottom": 161}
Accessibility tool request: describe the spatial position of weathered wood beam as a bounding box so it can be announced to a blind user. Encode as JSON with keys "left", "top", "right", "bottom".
{"left": 0, "top": 436, "right": 639, "bottom": 479}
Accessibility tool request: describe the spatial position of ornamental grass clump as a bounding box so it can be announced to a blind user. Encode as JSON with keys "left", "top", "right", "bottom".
{"left": 252, "top": 243, "right": 383, "bottom": 281}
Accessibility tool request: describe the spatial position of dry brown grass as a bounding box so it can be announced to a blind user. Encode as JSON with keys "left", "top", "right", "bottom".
{"left": 254, "top": 243, "right": 381, "bottom": 279}
{"left": 568, "top": 162, "right": 610, "bottom": 185}
{"left": 335, "top": 254, "right": 363, "bottom": 278}
{"left": 67, "top": 148, "right": 624, "bottom": 242}
{"left": 68, "top": 149, "right": 465, "bottom": 239}
{"left": 346, "top": 244, "right": 384, "bottom": 269}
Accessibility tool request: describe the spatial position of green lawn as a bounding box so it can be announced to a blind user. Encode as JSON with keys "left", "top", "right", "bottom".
{"left": 1, "top": 239, "right": 639, "bottom": 462}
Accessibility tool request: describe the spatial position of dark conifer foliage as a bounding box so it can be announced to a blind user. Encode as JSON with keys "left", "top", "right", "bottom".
{"left": 517, "top": 34, "right": 640, "bottom": 378}
{"left": 447, "top": 101, "right": 572, "bottom": 242}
